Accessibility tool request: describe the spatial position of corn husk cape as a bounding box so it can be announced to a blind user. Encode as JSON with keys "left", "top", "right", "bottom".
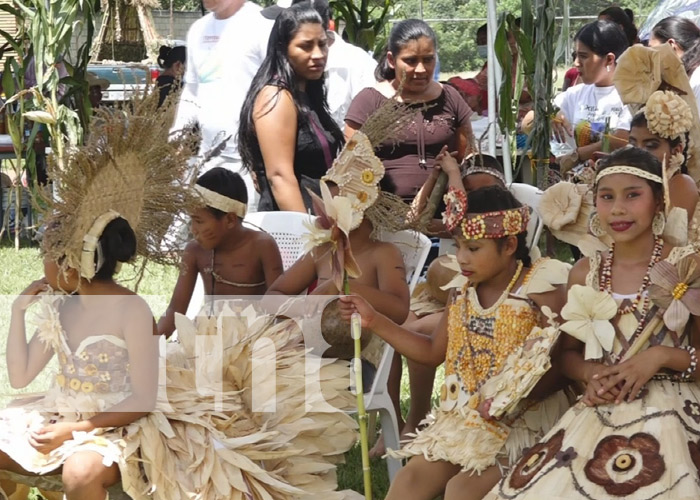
{"left": 614, "top": 43, "right": 700, "bottom": 184}
{"left": 38, "top": 91, "right": 200, "bottom": 283}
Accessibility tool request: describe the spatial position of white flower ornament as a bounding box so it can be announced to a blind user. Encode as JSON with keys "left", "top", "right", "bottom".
{"left": 560, "top": 285, "right": 618, "bottom": 360}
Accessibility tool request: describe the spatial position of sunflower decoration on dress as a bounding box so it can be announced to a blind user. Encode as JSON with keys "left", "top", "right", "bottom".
{"left": 37, "top": 89, "right": 199, "bottom": 285}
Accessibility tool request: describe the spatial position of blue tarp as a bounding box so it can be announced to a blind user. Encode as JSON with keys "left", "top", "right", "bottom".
{"left": 639, "top": 0, "right": 700, "bottom": 40}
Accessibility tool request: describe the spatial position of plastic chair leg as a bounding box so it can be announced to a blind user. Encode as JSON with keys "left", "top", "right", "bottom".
{"left": 375, "top": 399, "right": 402, "bottom": 482}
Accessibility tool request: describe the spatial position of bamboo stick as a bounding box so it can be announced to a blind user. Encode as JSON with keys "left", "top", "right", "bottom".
{"left": 344, "top": 275, "right": 372, "bottom": 499}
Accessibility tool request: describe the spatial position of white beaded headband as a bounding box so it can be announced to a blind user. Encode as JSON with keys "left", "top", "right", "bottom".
{"left": 595, "top": 165, "right": 663, "bottom": 185}
{"left": 195, "top": 185, "right": 247, "bottom": 218}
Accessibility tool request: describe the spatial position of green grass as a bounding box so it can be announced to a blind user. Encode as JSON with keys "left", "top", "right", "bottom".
{"left": 0, "top": 240, "right": 444, "bottom": 498}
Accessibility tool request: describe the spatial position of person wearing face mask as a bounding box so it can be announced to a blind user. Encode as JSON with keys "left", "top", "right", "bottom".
{"left": 472, "top": 21, "right": 532, "bottom": 121}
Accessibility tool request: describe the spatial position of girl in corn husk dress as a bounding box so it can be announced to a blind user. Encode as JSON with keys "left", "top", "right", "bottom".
{"left": 340, "top": 185, "right": 572, "bottom": 500}
{"left": 487, "top": 147, "right": 700, "bottom": 499}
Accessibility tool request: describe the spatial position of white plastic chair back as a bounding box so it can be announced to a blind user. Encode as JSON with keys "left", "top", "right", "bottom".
{"left": 244, "top": 211, "right": 314, "bottom": 270}
{"left": 508, "top": 182, "right": 544, "bottom": 251}
{"left": 378, "top": 229, "right": 432, "bottom": 294}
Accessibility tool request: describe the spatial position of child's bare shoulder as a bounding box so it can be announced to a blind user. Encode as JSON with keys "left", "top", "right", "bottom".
{"left": 248, "top": 228, "right": 278, "bottom": 246}
{"left": 568, "top": 257, "right": 591, "bottom": 286}
{"left": 370, "top": 240, "right": 405, "bottom": 263}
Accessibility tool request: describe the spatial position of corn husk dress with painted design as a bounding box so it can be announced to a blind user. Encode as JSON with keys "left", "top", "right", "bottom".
{"left": 389, "top": 258, "right": 573, "bottom": 473}
{"left": 0, "top": 298, "right": 360, "bottom": 500}
{"left": 486, "top": 246, "right": 700, "bottom": 500}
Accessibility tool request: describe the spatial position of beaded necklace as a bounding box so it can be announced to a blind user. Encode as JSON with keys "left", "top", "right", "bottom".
{"left": 600, "top": 236, "right": 663, "bottom": 315}
{"left": 467, "top": 260, "right": 524, "bottom": 315}
{"left": 453, "top": 260, "right": 528, "bottom": 392}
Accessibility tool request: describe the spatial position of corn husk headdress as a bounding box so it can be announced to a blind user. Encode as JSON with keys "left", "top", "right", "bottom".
{"left": 614, "top": 44, "right": 700, "bottom": 183}
{"left": 322, "top": 96, "right": 426, "bottom": 235}
{"left": 39, "top": 91, "right": 199, "bottom": 282}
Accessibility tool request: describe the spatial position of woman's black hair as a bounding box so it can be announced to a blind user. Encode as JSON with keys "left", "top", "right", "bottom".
{"left": 575, "top": 20, "right": 629, "bottom": 61}
{"left": 651, "top": 16, "right": 700, "bottom": 75}
{"left": 196, "top": 167, "right": 248, "bottom": 218}
{"left": 466, "top": 186, "right": 531, "bottom": 267}
{"left": 157, "top": 45, "right": 186, "bottom": 70}
{"left": 598, "top": 6, "right": 638, "bottom": 46}
{"left": 594, "top": 146, "right": 664, "bottom": 201}
{"left": 238, "top": 3, "right": 343, "bottom": 177}
{"left": 94, "top": 217, "right": 137, "bottom": 280}
{"left": 375, "top": 19, "right": 437, "bottom": 81}
{"left": 630, "top": 110, "right": 688, "bottom": 174}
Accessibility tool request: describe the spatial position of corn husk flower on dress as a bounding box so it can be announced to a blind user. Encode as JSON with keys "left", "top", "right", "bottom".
{"left": 302, "top": 182, "right": 362, "bottom": 292}
{"left": 560, "top": 285, "right": 618, "bottom": 360}
{"left": 648, "top": 256, "right": 700, "bottom": 333}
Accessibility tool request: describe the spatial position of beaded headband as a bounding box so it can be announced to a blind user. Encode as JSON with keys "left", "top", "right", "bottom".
{"left": 462, "top": 165, "right": 506, "bottom": 185}
{"left": 195, "top": 185, "right": 247, "bottom": 218}
{"left": 460, "top": 205, "right": 530, "bottom": 240}
{"left": 595, "top": 165, "right": 663, "bottom": 186}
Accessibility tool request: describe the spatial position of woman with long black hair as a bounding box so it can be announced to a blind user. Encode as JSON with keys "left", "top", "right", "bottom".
{"left": 238, "top": 2, "right": 343, "bottom": 212}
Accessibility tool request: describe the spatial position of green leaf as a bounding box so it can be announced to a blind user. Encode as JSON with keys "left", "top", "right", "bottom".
{"left": 2, "top": 59, "right": 15, "bottom": 98}
{"left": 24, "top": 110, "right": 56, "bottom": 125}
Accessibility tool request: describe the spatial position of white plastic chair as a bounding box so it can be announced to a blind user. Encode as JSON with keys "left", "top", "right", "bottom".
{"left": 508, "top": 182, "right": 545, "bottom": 251}
{"left": 349, "top": 229, "right": 431, "bottom": 481}
{"left": 244, "top": 211, "right": 314, "bottom": 270}
{"left": 438, "top": 183, "right": 545, "bottom": 256}
{"left": 186, "top": 211, "right": 313, "bottom": 319}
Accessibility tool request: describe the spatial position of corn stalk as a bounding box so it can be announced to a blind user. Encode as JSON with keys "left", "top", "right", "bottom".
{"left": 530, "top": 0, "right": 558, "bottom": 189}
{"left": 494, "top": 9, "right": 535, "bottom": 180}
{"left": 0, "top": 5, "right": 29, "bottom": 248}
{"left": 0, "top": 0, "right": 94, "bottom": 248}
{"left": 343, "top": 274, "right": 372, "bottom": 500}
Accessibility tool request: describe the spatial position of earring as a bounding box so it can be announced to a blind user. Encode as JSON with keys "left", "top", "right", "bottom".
{"left": 652, "top": 212, "right": 666, "bottom": 236}
{"left": 589, "top": 213, "right": 606, "bottom": 237}
{"left": 606, "top": 65, "right": 611, "bottom": 73}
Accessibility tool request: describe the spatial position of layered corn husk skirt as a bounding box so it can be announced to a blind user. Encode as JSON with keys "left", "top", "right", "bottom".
{"left": 0, "top": 302, "right": 360, "bottom": 500}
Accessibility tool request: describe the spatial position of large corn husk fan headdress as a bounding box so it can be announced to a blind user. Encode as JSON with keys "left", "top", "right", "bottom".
{"left": 39, "top": 91, "right": 199, "bottom": 283}
{"left": 322, "top": 96, "right": 428, "bottom": 236}
{"left": 614, "top": 43, "right": 700, "bottom": 183}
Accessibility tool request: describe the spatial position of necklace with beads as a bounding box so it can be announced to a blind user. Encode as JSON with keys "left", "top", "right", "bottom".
{"left": 454, "top": 260, "right": 529, "bottom": 392}
{"left": 467, "top": 260, "right": 524, "bottom": 316}
{"left": 600, "top": 236, "right": 663, "bottom": 315}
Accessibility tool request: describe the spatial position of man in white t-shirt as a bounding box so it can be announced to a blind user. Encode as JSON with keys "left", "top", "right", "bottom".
{"left": 172, "top": 0, "right": 273, "bottom": 211}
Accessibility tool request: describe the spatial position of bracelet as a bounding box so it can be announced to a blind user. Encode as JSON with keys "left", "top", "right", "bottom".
{"left": 681, "top": 345, "right": 697, "bottom": 381}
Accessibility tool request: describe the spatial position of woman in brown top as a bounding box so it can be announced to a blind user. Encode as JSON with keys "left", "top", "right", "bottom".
{"left": 345, "top": 18, "right": 475, "bottom": 457}
{"left": 345, "top": 19, "right": 474, "bottom": 202}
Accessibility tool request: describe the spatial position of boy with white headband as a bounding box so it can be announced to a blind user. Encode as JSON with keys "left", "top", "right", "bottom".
{"left": 158, "top": 167, "right": 283, "bottom": 336}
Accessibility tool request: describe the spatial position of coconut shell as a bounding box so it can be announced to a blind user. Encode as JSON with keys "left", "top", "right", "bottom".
{"left": 320, "top": 298, "right": 373, "bottom": 360}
